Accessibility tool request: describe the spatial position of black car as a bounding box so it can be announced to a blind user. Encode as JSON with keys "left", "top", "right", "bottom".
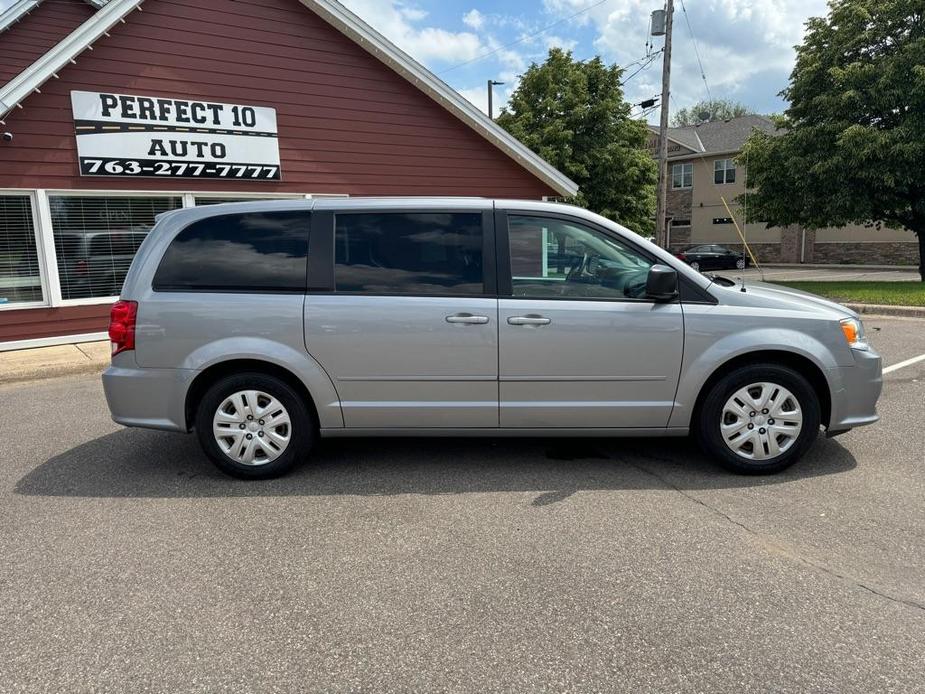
{"left": 675, "top": 244, "right": 749, "bottom": 272}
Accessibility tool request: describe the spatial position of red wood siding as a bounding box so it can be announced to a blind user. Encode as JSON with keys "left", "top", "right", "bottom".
{"left": 0, "top": 303, "right": 110, "bottom": 342}
{"left": 0, "top": 0, "right": 94, "bottom": 86}
{"left": 0, "top": 0, "right": 555, "bottom": 198}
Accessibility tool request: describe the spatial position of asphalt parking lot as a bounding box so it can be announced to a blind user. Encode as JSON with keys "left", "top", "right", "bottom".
{"left": 1, "top": 317, "right": 923, "bottom": 693}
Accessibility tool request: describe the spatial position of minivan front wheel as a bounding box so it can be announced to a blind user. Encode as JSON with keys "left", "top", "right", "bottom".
{"left": 195, "top": 373, "right": 314, "bottom": 479}
{"left": 696, "top": 364, "right": 821, "bottom": 474}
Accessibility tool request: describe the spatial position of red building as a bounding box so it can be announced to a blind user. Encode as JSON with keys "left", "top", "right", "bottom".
{"left": 0, "top": 0, "right": 576, "bottom": 348}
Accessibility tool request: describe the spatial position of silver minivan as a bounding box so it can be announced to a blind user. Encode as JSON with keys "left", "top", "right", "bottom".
{"left": 103, "top": 198, "right": 882, "bottom": 479}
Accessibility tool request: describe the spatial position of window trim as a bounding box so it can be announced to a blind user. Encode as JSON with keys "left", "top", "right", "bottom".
{"left": 671, "top": 162, "right": 693, "bottom": 190}
{"left": 317, "top": 208, "right": 497, "bottom": 299}
{"left": 0, "top": 190, "right": 50, "bottom": 311}
{"left": 494, "top": 209, "right": 677, "bottom": 304}
{"left": 713, "top": 158, "right": 736, "bottom": 185}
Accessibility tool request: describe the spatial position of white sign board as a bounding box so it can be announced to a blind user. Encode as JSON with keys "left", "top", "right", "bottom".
{"left": 71, "top": 90, "right": 281, "bottom": 180}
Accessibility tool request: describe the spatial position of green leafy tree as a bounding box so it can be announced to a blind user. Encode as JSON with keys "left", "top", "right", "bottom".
{"left": 741, "top": 0, "right": 925, "bottom": 280}
{"left": 672, "top": 98, "right": 750, "bottom": 126}
{"left": 496, "top": 48, "right": 657, "bottom": 233}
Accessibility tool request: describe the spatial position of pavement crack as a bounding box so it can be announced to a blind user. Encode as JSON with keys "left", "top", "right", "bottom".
{"left": 73, "top": 344, "right": 93, "bottom": 360}
{"left": 623, "top": 456, "right": 925, "bottom": 615}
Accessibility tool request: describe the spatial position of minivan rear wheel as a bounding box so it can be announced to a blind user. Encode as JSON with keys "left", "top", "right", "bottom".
{"left": 696, "top": 364, "right": 821, "bottom": 474}
{"left": 195, "top": 373, "right": 314, "bottom": 479}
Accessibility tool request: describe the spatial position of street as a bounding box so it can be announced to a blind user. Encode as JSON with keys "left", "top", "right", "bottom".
{"left": 741, "top": 265, "right": 919, "bottom": 282}
{"left": 1, "top": 317, "right": 924, "bottom": 693}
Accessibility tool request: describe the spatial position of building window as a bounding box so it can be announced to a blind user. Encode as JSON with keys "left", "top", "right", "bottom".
{"left": 0, "top": 196, "right": 43, "bottom": 306}
{"left": 153, "top": 212, "right": 309, "bottom": 293}
{"left": 193, "top": 196, "right": 304, "bottom": 206}
{"left": 49, "top": 196, "right": 182, "bottom": 300}
{"left": 334, "top": 212, "right": 484, "bottom": 295}
{"left": 714, "top": 159, "right": 736, "bottom": 184}
{"left": 671, "top": 163, "right": 693, "bottom": 189}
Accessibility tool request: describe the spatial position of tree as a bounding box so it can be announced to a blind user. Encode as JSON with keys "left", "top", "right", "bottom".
{"left": 740, "top": 0, "right": 925, "bottom": 280}
{"left": 672, "top": 99, "right": 750, "bottom": 126}
{"left": 496, "top": 49, "right": 657, "bottom": 234}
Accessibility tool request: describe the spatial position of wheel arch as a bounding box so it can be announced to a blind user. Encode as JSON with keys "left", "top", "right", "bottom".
{"left": 689, "top": 350, "right": 832, "bottom": 431}
{"left": 185, "top": 359, "right": 321, "bottom": 432}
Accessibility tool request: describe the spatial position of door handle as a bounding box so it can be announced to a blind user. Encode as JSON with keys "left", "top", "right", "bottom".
{"left": 446, "top": 313, "right": 489, "bottom": 325}
{"left": 507, "top": 315, "right": 551, "bottom": 326}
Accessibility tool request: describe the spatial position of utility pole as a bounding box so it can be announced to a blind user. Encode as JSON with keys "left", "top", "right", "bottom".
{"left": 487, "top": 80, "right": 504, "bottom": 120}
{"left": 654, "top": 0, "right": 674, "bottom": 249}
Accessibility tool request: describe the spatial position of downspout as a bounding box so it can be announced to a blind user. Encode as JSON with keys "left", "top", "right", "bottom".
{"left": 800, "top": 228, "right": 806, "bottom": 264}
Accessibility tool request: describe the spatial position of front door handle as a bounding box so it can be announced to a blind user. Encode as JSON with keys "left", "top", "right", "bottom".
{"left": 507, "top": 315, "right": 551, "bottom": 326}
{"left": 446, "top": 313, "right": 489, "bottom": 325}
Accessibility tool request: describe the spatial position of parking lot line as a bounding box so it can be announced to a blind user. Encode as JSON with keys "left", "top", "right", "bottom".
{"left": 883, "top": 353, "right": 925, "bottom": 374}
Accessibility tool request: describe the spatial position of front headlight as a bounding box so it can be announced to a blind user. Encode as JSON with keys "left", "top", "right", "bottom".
{"left": 840, "top": 317, "right": 868, "bottom": 350}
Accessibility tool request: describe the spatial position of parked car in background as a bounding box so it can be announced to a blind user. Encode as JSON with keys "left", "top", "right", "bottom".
{"left": 676, "top": 244, "right": 749, "bottom": 272}
{"left": 103, "top": 198, "right": 881, "bottom": 480}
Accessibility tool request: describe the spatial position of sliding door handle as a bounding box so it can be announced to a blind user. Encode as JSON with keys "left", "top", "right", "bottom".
{"left": 446, "top": 313, "right": 489, "bottom": 325}
{"left": 507, "top": 315, "right": 551, "bottom": 326}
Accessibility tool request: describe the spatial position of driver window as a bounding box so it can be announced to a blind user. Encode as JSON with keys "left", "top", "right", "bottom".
{"left": 508, "top": 215, "right": 653, "bottom": 299}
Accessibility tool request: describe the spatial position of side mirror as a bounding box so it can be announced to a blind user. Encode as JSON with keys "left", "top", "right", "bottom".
{"left": 646, "top": 264, "right": 678, "bottom": 301}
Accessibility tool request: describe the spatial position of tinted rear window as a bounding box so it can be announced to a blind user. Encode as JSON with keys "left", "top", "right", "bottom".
{"left": 334, "top": 212, "right": 484, "bottom": 295}
{"left": 153, "top": 211, "right": 309, "bottom": 292}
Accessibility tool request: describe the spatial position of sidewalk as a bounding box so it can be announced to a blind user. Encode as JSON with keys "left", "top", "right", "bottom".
{"left": 0, "top": 340, "right": 110, "bottom": 386}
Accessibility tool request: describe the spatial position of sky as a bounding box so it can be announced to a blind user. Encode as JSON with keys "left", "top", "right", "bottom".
{"left": 1, "top": 0, "right": 830, "bottom": 122}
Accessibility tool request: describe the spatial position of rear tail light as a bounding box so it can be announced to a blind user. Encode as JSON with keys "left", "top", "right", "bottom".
{"left": 109, "top": 300, "right": 137, "bottom": 356}
{"left": 74, "top": 259, "right": 89, "bottom": 275}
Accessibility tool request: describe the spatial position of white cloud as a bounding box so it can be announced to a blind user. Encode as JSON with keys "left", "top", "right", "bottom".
{"left": 543, "top": 0, "right": 829, "bottom": 118}
{"left": 543, "top": 34, "right": 577, "bottom": 51}
{"left": 339, "top": 0, "right": 485, "bottom": 64}
{"left": 463, "top": 9, "right": 485, "bottom": 30}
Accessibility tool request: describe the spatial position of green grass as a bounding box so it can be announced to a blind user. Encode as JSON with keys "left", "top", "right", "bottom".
{"left": 773, "top": 281, "right": 925, "bottom": 306}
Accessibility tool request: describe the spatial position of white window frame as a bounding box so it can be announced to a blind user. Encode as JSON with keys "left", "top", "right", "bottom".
{"left": 0, "top": 189, "right": 51, "bottom": 312}
{"left": 28, "top": 189, "right": 346, "bottom": 308}
{"left": 714, "top": 159, "right": 736, "bottom": 185}
{"left": 671, "top": 162, "right": 692, "bottom": 189}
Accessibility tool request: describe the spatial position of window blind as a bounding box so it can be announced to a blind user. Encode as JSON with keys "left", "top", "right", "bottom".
{"left": 49, "top": 196, "right": 182, "bottom": 300}
{"left": 0, "top": 196, "right": 43, "bottom": 306}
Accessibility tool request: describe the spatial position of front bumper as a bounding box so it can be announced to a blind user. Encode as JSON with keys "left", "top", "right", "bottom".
{"left": 102, "top": 354, "right": 195, "bottom": 432}
{"left": 826, "top": 346, "right": 883, "bottom": 434}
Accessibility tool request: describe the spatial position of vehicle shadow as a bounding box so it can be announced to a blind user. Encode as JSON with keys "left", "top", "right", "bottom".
{"left": 16, "top": 428, "right": 858, "bottom": 501}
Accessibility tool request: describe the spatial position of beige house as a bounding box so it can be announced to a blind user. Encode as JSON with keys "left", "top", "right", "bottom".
{"left": 648, "top": 116, "right": 917, "bottom": 265}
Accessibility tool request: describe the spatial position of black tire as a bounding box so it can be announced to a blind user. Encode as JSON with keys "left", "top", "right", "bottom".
{"left": 194, "top": 372, "right": 315, "bottom": 479}
{"left": 695, "top": 364, "right": 821, "bottom": 474}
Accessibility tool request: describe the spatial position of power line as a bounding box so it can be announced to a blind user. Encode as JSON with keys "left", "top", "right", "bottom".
{"left": 620, "top": 49, "right": 662, "bottom": 86}
{"left": 437, "top": 0, "right": 612, "bottom": 75}
{"left": 678, "top": 0, "right": 712, "bottom": 101}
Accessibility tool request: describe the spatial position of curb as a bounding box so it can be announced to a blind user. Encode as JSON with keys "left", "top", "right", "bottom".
{"left": 762, "top": 263, "right": 918, "bottom": 271}
{"left": 0, "top": 341, "right": 110, "bottom": 387}
{"left": 846, "top": 303, "right": 925, "bottom": 319}
{"left": 0, "top": 360, "right": 107, "bottom": 387}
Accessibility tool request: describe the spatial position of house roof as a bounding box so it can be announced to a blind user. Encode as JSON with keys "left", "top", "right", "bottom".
{"left": 650, "top": 115, "right": 778, "bottom": 157}
{"left": 0, "top": 0, "right": 579, "bottom": 197}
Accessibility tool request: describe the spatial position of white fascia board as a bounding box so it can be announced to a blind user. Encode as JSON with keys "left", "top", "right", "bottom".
{"left": 0, "top": 0, "right": 143, "bottom": 119}
{"left": 0, "top": 0, "right": 40, "bottom": 35}
{"left": 301, "top": 0, "right": 579, "bottom": 198}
